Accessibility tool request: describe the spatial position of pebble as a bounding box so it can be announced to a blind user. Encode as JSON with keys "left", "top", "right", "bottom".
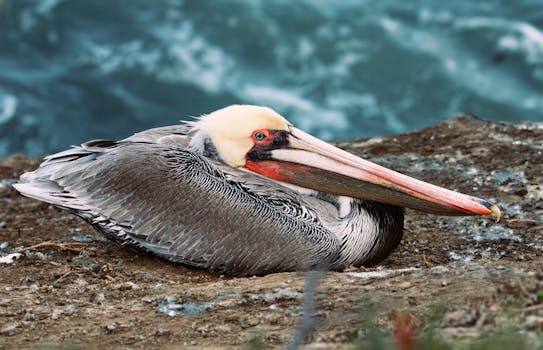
{"left": 105, "top": 323, "right": 118, "bottom": 333}
{"left": 0, "top": 322, "right": 18, "bottom": 335}
{"left": 525, "top": 315, "right": 543, "bottom": 331}
{"left": 66, "top": 304, "right": 77, "bottom": 315}
{"left": 216, "top": 324, "right": 232, "bottom": 333}
{"left": 72, "top": 257, "right": 100, "bottom": 271}
{"left": 74, "top": 278, "right": 88, "bottom": 287}
{"left": 26, "top": 251, "right": 50, "bottom": 261}
{"left": 444, "top": 309, "right": 477, "bottom": 327}
{"left": 397, "top": 281, "right": 412, "bottom": 289}
{"left": 0, "top": 241, "right": 8, "bottom": 249}
{"left": 154, "top": 297, "right": 212, "bottom": 317}
{"left": 51, "top": 308, "right": 63, "bottom": 320}
{"left": 249, "top": 288, "right": 302, "bottom": 302}
{"left": 90, "top": 292, "right": 106, "bottom": 303}
{"left": 113, "top": 281, "right": 140, "bottom": 291}
{"left": 0, "top": 253, "right": 22, "bottom": 264}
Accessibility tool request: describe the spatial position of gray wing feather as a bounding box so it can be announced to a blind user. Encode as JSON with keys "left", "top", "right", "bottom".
{"left": 15, "top": 139, "right": 339, "bottom": 275}
{"left": 123, "top": 125, "right": 192, "bottom": 146}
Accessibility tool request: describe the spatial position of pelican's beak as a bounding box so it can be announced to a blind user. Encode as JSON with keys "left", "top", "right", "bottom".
{"left": 246, "top": 127, "right": 500, "bottom": 219}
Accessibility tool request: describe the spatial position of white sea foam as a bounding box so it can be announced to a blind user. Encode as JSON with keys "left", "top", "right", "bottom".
{"left": 162, "top": 23, "right": 234, "bottom": 94}
{"left": 36, "top": 0, "right": 63, "bottom": 15}
{"left": 85, "top": 40, "right": 161, "bottom": 75}
{"left": 382, "top": 16, "right": 543, "bottom": 115}
{"left": 380, "top": 17, "right": 400, "bottom": 33}
{"left": 417, "top": 8, "right": 453, "bottom": 25}
{"left": 243, "top": 85, "right": 315, "bottom": 111}
{"left": 455, "top": 17, "right": 543, "bottom": 64}
{"left": 83, "top": 20, "right": 234, "bottom": 97}
{"left": 0, "top": 94, "right": 17, "bottom": 125}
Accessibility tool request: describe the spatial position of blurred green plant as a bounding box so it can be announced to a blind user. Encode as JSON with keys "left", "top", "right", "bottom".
{"left": 245, "top": 329, "right": 268, "bottom": 350}
{"left": 35, "top": 340, "right": 91, "bottom": 350}
{"left": 350, "top": 301, "right": 541, "bottom": 350}
{"left": 351, "top": 302, "right": 394, "bottom": 350}
{"left": 418, "top": 303, "right": 450, "bottom": 350}
{"left": 240, "top": 297, "right": 541, "bottom": 349}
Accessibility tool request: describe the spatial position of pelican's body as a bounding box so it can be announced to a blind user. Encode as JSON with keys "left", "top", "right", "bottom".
{"left": 14, "top": 105, "right": 499, "bottom": 275}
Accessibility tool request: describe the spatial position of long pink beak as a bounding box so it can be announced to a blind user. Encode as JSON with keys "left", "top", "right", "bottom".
{"left": 245, "top": 127, "right": 500, "bottom": 219}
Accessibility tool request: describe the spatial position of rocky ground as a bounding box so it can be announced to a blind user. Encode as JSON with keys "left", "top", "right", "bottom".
{"left": 0, "top": 116, "right": 542, "bottom": 349}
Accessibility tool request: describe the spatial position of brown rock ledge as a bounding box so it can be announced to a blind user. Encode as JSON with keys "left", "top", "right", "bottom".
{"left": 0, "top": 116, "right": 541, "bottom": 349}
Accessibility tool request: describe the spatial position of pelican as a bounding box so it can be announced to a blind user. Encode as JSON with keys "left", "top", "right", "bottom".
{"left": 14, "top": 105, "right": 500, "bottom": 276}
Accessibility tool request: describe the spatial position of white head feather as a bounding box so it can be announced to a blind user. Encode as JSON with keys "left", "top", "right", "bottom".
{"left": 190, "top": 105, "right": 291, "bottom": 167}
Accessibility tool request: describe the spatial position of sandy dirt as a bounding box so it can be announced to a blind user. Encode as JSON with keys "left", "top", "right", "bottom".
{"left": 0, "top": 116, "right": 542, "bottom": 349}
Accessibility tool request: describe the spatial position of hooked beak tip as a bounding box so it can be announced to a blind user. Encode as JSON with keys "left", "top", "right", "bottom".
{"left": 478, "top": 200, "right": 501, "bottom": 222}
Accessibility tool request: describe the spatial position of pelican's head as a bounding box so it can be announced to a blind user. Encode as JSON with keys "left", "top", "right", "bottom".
{"left": 193, "top": 104, "right": 500, "bottom": 218}
{"left": 193, "top": 105, "right": 291, "bottom": 167}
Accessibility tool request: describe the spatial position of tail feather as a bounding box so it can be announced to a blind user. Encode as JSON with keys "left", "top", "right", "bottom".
{"left": 14, "top": 141, "right": 115, "bottom": 210}
{"left": 12, "top": 182, "right": 89, "bottom": 211}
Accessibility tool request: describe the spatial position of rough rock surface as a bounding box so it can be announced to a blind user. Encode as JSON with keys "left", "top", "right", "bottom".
{"left": 0, "top": 116, "right": 541, "bottom": 349}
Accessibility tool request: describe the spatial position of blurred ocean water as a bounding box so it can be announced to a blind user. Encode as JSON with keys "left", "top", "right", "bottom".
{"left": 0, "top": 0, "right": 542, "bottom": 156}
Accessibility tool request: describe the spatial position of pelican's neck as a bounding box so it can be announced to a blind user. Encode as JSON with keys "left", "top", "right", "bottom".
{"left": 187, "top": 125, "right": 225, "bottom": 163}
{"left": 322, "top": 197, "right": 404, "bottom": 268}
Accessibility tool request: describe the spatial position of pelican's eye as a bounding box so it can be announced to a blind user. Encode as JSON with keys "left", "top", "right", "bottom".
{"left": 253, "top": 131, "right": 267, "bottom": 142}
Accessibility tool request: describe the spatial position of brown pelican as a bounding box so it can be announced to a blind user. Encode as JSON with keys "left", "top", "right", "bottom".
{"left": 14, "top": 105, "right": 500, "bottom": 276}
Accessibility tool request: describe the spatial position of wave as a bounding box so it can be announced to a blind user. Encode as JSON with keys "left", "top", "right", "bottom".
{"left": 0, "top": 0, "right": 541, "bottom": 156}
